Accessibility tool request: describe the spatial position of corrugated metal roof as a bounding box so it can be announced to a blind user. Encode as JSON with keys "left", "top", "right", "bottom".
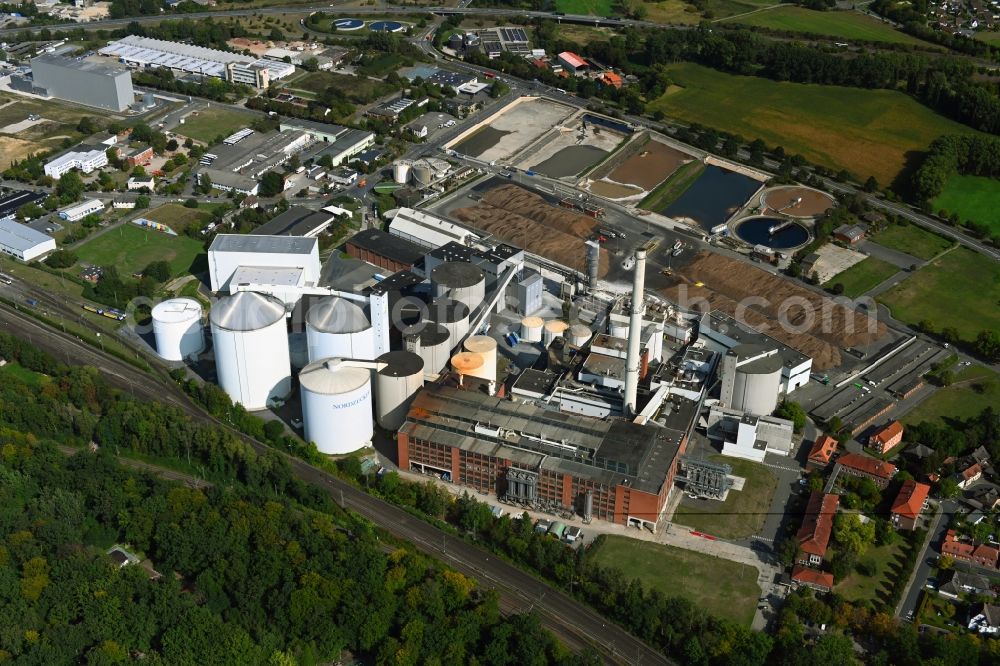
{"left": 210, "top": 234, "right": 316, "bottom": 255}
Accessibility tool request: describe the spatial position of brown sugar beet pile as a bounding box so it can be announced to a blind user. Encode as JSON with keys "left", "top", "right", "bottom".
{"left": 452, "top": 184, "right": 610, "bottom": 275}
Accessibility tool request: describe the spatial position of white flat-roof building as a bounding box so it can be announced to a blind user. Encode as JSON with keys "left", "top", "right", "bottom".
{"left": 389, "top": 207, "right": 478, "bottom": 250}
{"left": 0, "top": 218, "right": 56, "bottom": 261}
{"left": 58, "top": 198, "right": 104, "bottom": 222}
{"left": 706, "top": 404, "right": 794, "bottom": 463}
{"left": 44, "top": 148, "right": 108, "bottom": 180}
{"left": 127, "top": 175, "right": 154, "bottom": 190}
{"left": 208, "top": 234, "right": 320, "bottom": 295}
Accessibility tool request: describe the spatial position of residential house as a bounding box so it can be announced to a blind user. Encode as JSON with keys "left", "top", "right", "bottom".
{"left": 837, "top": 452, "right": 897, "bottom": 489}
{"left": 796, "top": 491, "right": 839, "bottom": 566}
{"left": 968, "top": 604, "right": 1000, "bottom": 634}
{"left": 807, "top": 434, "right": 838, "bottom": 471}
{"left": 791, "top": 565, "right": 834, "bottom": 593}
{"left": 938, "top": 569, "right": 996, "bottom": 599}
{"left": 870, "top": 420, "right": 904, "bottom": 455}
{"left": 942, "top": 530, "right": 1000, "bottom": 569}
{"left": 890, "top": 480, "right": 930, "bottom": 530}
{"left": 598, "top": 71, "right": 622, "bottom": 88}
{"left": 833, "top": 223, "right": 866, "bottom": 245}
{"left": 972, "top": 486, "right": 1000, "bottom": 512}
{"left": 958, "top": 462, "right": 984, "bottom": 489}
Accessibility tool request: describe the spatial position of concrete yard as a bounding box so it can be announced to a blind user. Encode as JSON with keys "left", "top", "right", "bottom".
{"left": 449, "top": 97, "right": 575, "bottom": 163}
{"left": 515, "top": 114, "right": 627, "bottom": 178}
{"left": 807, "top": 243, "right": 868, "bottom": 283}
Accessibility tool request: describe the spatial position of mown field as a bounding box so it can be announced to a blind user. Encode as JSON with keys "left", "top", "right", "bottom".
{"left": 647, "top": 63, "right": 979, "bottom": 185}
{"left": 726, "top": 7, "right": 931, "bottom": 46}
{"left": 878, "top": 247, "right": 1000, "bottom": 342}
{"left": 75, "top": 222, "right": 206, "bottom": 278}
{"left": 177, "top": 107, "right": 255, "bottom": 144}
{"left": 294, "top": 70, "right": 397, "bottom": 104}
{"left": 904, "top": 365, "right": 1000, "bottom": 425}
{"left": 932, "top": 174, "right": 1000, "bottom": 235}
{"left": 554, "top": 0, "right": 615, "bottom": 15}
{"left": 872, "top": 223, "right": 953, "bottom": 261}
{"left": 587, "top": 536, "right": 759, "bottom": 625}
{"left": 823, "top": 256, "right": 898, "bottom": 297}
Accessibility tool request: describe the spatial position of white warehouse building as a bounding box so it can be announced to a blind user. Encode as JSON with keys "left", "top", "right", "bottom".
{"left": 389, "top": 208, "right": 479, "bottom": 250}
{"left": 0, "top": 218, "right": 56, "bottom": 261}
{"left": 58, "top": 199, "right": 104, "bottom": 222}
{"left": 207, "top": 234, "right": 321, "bottom": 301}
{"left": 44, "top": 149, "right": 108, "bottom": 180}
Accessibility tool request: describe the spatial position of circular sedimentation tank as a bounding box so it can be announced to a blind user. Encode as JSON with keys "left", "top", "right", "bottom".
{"left": 368, "top": 20, "right": 405, "bottom": 32}
{"left": 734, "top": 216, "right": 810, "bottom": 250}
{"left": 333, "top": 18, "right": 364, "bottom": 30}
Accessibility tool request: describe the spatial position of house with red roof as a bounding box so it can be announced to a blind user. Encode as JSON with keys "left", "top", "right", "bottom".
{"left": 837, "top": 452, "right": 897, "bottom": 489}
{"left": 957, "top": 462, "right": 984, "bottom": 489}
{"left": 942, "top": 530, "right": 1000, "bottom": 568}
{"left": 807, "top": 434, "right": 838, "bottom": 471}
{"left": 557, "top": 51, "right": 588, "bottom": 74}
{"left": 870, "top": 420, "right": 904, "bottom": 455}
{"left": 796, "top": 491, "right": 839, "bottom": 566}
{"left": 890, "top": 480, "right": 930, "bottom": 530}
{"left": 792, "top": 565, "right": 834, "bottom": 593}
{"left": 598, "top": 71, "right": 622, "bottom": 88}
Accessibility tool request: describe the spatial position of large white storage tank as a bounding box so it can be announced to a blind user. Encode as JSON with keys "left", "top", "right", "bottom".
{"left": 210, "top": 292, "right": 291, "bottom": 410}
{"left": 393, "top": 161, "right": 411, "bottom": 184}
{"left": 567, "top": 323, "right": 592, "bottom": 347}
{"left": 463, "top": 335, "right": 497, "bottom": 382}
{"left": 431, "top": 261, "right": 485, "bottom": 312}
{"left": 299, "top": 358, "right": 373, "bottom": 454}
{"left": 521, "top": 316, "right": 543, "bottom": 343}
{"left": 375, "top": 350, "right": 424, "bottom": 431}
{"left": 412, "top": 162, "right": 434, "bottom": 187}
{"left": 429, "top": 298, "right": 470, "bottom": 348}
{"left": 403, "top": 322, "right": 451, "bottom": 375}
{"left": 306, "top": 296, "right": 375, "bottom": 362}
{"left": 543, "top": 319, "right": 569, "bottom": 345}
{"left": 151, "top": 297, "right": 204, "bottom": 361}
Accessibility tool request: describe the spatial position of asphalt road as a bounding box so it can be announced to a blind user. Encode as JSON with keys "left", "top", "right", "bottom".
{"left": 0, "top": 301, "right": 670, "bottom": 666}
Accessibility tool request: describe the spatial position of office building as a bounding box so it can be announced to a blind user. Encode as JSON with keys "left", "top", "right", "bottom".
{"left": 44, "top": 148, "right": 108, "bottom": 179}
{"left": 30, "top": 54, "right": 134, "bottom": 112}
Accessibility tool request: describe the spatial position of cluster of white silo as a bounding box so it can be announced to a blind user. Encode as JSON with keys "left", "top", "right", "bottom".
{"left": 463, "top": 335, "right": 497, "bottom": 383}
{"left": 210, "top": 292, "right": 292, "bottom": 411}
{"left": 299, "top": 358, "right": 374, "bottom": 455}
{"left": 567, "top": 323, "right": 592, "bottom": 347}
{"left": 431, "top": 261, "right": 485, "bottom": 312}
{"left": 543, "top": 319, "right": 569, "bottom": 346}
{"left": 152, "top": 297, "right": 205, "bottom": 361}
{"left": 393, "top": 161, "right": 411, "bottom": 184}
{"left": 521, "top": 316, "right": 543, "bottom": 343}
{"left": 306, "top": 296, "right": 375, "bottom": 362}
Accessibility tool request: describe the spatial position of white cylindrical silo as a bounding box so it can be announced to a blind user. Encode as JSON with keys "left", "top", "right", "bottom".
{"left": 299, "top": 357, "right": 373, "bottom": 454}
{"left": 451, "top": 351, "right": 483, "bottom": 383}
{"left": 521, "top": 316, "right": 543, "bottom": 343}
{"left": 463, "top": 335, "right": 497, "bottom": 382}
{"left": 393, "top": 161, "right": 411, "bottom": 184}
{"left": 412, "top": 163, "right": 434, "bottom": 187}
{"left": 431, "top": 261, "right": 485, "bottom": 312}
{"left": 567, "top": 323, "right": 592, "bottom": 347}
{"left": 210, "top": 292, "right": 291, "bottom": 411}
{"left": 152, "top": 297, "right": 204, "bottom": 361}
{"left": 429, "top": 298, "right": 470, "bottom": 349}
{"left": 375, "top": 350, "right": 424, "bottom": 431}
{"left": 306, "top": 296, "right": 375, "bottom": 362}
{"left": 403, "top": 322, "right": 451, "bottom": 375}
{"left": 543, "top": 320, "right": 569, "bottom": 346}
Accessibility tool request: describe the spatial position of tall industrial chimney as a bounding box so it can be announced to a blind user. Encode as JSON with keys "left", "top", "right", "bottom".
{"left": 623, "top": 249, "right": 646, "bottom": 416}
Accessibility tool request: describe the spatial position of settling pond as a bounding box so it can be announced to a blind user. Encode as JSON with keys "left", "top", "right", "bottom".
{"left": 529, "top": 145, "right": 608, "bottom": 178}
{"left": 735, "top": 216, "right": 810, "bottom": 250}
{"left": 664, "top": 165, "right": 761, "bottom": 231}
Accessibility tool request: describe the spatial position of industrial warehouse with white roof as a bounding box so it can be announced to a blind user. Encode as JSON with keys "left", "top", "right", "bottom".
{"left": 0, "top": 218, "right": 56, "bottom": 261}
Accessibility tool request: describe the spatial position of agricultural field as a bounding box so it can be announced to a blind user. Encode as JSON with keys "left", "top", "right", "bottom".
{"left": 550, "top": 24, "right": 620, "bottom": 45}
{"left": 823, "top": 256, "right": 899, "bottom": 298}
{"left": 673, "top": 456, "right": 777, "bottom": 539}
{"left": 293, "top": 71, "right": 397, "bottom": 105}
{"left": 176, "top": 107, "right": 255, "bottom": 144}
{"left": 587, "top": 536, "right": 759, "bottom": 625}
{"left": 932, "top": 174, "right": 1000, "bottom": 235}
{"left": 647, "top": 63, "right": 979, "bottom": 185}
{"left": 878, "top": 247, "right": 1000, "bottom": 342}
{"left": 639, "top": 0, "right": 703, "bottom": 24}
{"left": 554, "top": 0, "right": 615, "bottom": 16}
{"left": 871, "top": 223, "right": 953, "bottom": 261}
{"left": 975, "top": 30, "right": 1000, "bottom": 44}
{"left": 725, "top": 7, "right": 931, "bottom": 46}
{"left": 904, "top": 365, "right": 1000, "bottom": 425}
{"left": 75, "top": 213, "right": 210, "bottom": 279}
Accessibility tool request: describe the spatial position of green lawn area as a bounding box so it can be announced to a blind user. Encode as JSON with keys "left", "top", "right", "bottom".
{"left": 0, "top": 361, "right": 48, "bottom": 387}
{"left": 141, "top": 203, "right": 216, "bottom": 235}
{"left": 726, "top": 7, "right": 931, "bottom": 46}
{"left": 904, "top": 365, "right": 1000, "bottom": 426}
{"left": 878, "top": 246, "right": 1000, "bottom": 342}
{"left": 932, "top": 174, "right": 1000, "bottom": 235}
{"left": 871, "top": 223, "right": 954, "bottom": 261}
{"left": 975, "top": 30, "right": 1000, "bottom": 44}
{"left": 177, "top": 107, "right": 255, "bottom": 144}
{"left": 358, "top": 53, "right": 411, "bottom": 78}
{"left": 294, "top": 71, "right": 397, "bottom": 105}
{"left": 588, "top": 536, "right": 759, "bottom": 625}
{"left": 673, "top": 456, "right": 777, "bottom": 539}
{"left": 647, "top": 63, "right": 980, "bottom": 185}
{"left": 823, "top": 256, "right": 899, "bottom": 297}
{"left": 554, "top": 0, "right": 615, "bottom": 15}
{"left": 835, "top": 540, "right": 907, "bottom": 604}
{"left": 75, "top": 224, "right": 206, "bottom": 279}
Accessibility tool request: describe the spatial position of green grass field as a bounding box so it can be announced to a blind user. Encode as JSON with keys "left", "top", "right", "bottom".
{"left": 726, "top": 7, "right": 930, "bottom": 46}
{"left": 835, "top": 541, "right": 907, "bottom": 604}
{"left": 554, "top": 0, "right": 615, "bottom": 16}
{"left": 294, "top": 71, "right": 397, "bottom": 105}
{"left": 587, "top": 536, "right": 759, "bottom": 625}
{"left": 141, "top": 203, "right": 215, "bottom": 235}
{"left": 177, "top": 107, "right": 255, "bottom": 144}
{"left": 932, "top": 174, "right": 1000, "bottom": 235}
{"left": 0, "top": 361, "right": 48, "bottom": 387}
{"left": 878, "top": 247, "right": 1000, "bottom": 342}
{"left": 673, "top": 456, "right": 777, "bottom": 539}
{"left": 872, "top": 224, "right": 954, "bottom": 261}
{"left": 975, "top": 30, "right": 1000, "bottom": 44}
{"left": 75, "top": 224, "right": 206, "bottom": 279}
{"left": 647, "top": 63, "right": 979, "bottom": 185}
{"left": 823, "top": 256, "right": 898, "bottom": 297}
{"left": 904, "top": 365, "right": 1000, "bottom": 426}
